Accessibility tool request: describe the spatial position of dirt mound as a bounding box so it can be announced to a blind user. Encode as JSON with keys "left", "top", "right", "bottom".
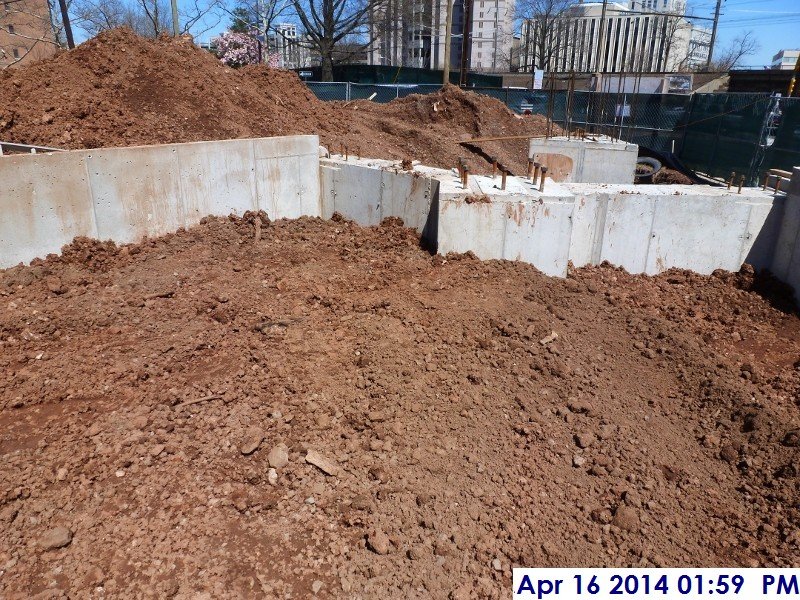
{"left": 0, "top": 28, "right": 551, "bottom": 174}
{"left": 337, "top": 85, "right": 553, "bottom": 174}
{"left": 0, "top": 29, "right": 338, "bottom": 149}
{"left": 1, "top": 217, "right": 799, "bottom": 597}
{"left": 653, "top": 168, "right": 693, "bottom": 185}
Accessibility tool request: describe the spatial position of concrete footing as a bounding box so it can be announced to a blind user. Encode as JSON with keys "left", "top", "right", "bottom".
{"left": 528, "top": 136, "right": 638, "bottom": 183}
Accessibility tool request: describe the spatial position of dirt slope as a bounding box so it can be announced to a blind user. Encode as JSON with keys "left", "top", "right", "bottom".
{"left": 0, "top": 29, "right": 550, "bottom": 174}
{"left": 0, "top": 216, "right": 798, "bottom": 598}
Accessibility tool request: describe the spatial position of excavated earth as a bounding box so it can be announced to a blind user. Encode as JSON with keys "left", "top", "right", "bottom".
{"left": 0, "top": 29, "right": 551, "bottom": 175}
{"left": 1, "top": 215, "right": 799, "bottom": 599}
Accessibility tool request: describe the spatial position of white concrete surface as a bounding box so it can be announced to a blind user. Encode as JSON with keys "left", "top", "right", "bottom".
{"left": 565, "top": 184, "right": 781, "bottom": 275}
{"left": 0, "top": 136, "right": 320, "bottom": 267}
{"left": 320, "top": 157, "right": 436, "bottom": 232}
{"left": 529, "top": 136, "right": 638, "bottom": 184}
{"left": 771, "top": 167, "right": 800, "bottom": 300}
{"left": 3, "top": 143, "right": 798, "bottom": 306}
{"left": 0, "top": 152, "right": 98, "bottom": 267}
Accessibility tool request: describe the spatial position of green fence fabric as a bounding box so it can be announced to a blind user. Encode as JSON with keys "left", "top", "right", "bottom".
{"left": 678, "top": 93, "right": 773, "bottom": 181}
{"left": 763, "top": 98, "right": 800, "bottom": 177}
{"left": 305, "top": 83, "right": 797, "bottom": 183}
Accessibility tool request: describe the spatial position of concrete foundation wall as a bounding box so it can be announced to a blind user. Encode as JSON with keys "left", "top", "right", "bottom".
{"left": 3, "top": 143, "right": 797, "bottom": 303}
{"left": 566, "top": 184, "right": 783, "bottom": 275}
{"left": 0, "top": 136, "right": 320, "bottom": 268}
{"left": 529, "top": 137, "right": 638, "bottom": 184}
{"left": 318, "top": 157, "right": 783, "bottom": 280}
{"left": 771, "top": 167, "right": 800, "bottom": 300}
{"left": 319, "top": 158, "right": 436, "bottom": 233}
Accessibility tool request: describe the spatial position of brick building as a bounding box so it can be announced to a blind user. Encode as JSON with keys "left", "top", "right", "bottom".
{"left": 1, "top": 0, "right": 57, "bottom": 68}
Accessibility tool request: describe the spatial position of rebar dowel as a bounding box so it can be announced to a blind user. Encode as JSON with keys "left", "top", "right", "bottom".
{"left": 737, "top": 175, "right": 745, "bottom": 194}
{"left": 493, "top": 160, "right": 498, "bottom": 178}
{"left": 501, "top": 169, "right": 507, "bottom": 191}
{"left": 727, "top": 172, "right": 735, "bottom": 190}
{"left": 526, "top": 159, "right": 533, "bottom": 179}
{"left": 345, "top": 147, "right": 348, "bottom": 161}
{"left": 762, "top": 177, "right": 768, "bottom": 190}
{"left": 463, "top": 167, "right": 469, "bottom": 189}
{"left": 539, "top": 167, "right": 548, "bottom": 192}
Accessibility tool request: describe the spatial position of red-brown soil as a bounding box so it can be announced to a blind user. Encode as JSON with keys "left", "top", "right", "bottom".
{"left": 0, "top": 28, "right": 551, "bottom": 175}
{"left": 1, "top": 216, "right": 798, "bottom": 598}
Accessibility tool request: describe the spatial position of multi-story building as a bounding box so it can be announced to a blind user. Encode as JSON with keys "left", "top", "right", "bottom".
{"left": 271, "top": 23, "right": 312, "bottom": 69}
{"left": 368, "top": 0, "right": 515, "bottom": 72}
{"left": 771, "top": 49, "right": 800, "bottom": 71}
{"left": 0, "top": 0, "right": 57, "bottom": 68}
{"left": 519, "top": 0, "right": 710, "bottom": 74}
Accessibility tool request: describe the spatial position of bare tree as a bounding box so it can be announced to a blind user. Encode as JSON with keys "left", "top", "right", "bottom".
{"left": 224, "top": 0, "right": 290, "bottom": 36}
{"left": 706, "top": 30, "right": 759, "bottom": 72}
{"left": 516, "top": 0, "right": 573, "bottom": 72}
{"left": 72, "top": 0, "right": 224, "bottom": 38}
{"left": 292, "top": 0, "right": 383, "bottom": 80}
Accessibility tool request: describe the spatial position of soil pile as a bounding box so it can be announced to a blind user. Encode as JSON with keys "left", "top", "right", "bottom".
{"left": 0, "top": 216, "right": 798, "bottom": 598}
{"left": 0, "top": 28, "right": 551, "bottom": 174}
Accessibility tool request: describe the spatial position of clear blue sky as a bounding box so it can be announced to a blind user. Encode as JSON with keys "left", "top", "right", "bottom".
{"left": 182, "top": 0, "right": 798, "bottom": 67}
{"left": 687, "top": 0, "right": 800, "bottom": 66}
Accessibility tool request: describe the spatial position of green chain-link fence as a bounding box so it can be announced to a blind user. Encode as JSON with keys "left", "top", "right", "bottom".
{"left": 305, "top": 83, "right": 798, "bottom": 183}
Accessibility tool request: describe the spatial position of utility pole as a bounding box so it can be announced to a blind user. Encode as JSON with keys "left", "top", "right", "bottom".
{"left": 458, "top": 0, "right": 473, "bottom": 85}
{"left": 171, "top": 0, "right": 180, "bottom": 36}
{"left": 443, "top": 0, "right": 454, "bottom": 84}
{"left": 57, "top": 0, "right": 74, "bottom": 49}
{"left": 705, "top": 0, "right": 722, "bottom": 70}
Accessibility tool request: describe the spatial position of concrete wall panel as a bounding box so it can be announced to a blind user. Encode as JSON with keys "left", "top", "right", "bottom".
{"left": 437, "top": 199, "right": 506, "bottom": 259}
{"left": 321, "top": 161, "right": 383, "bottom": 225}
{"left": 771, "top": 168, "right": 800, "bottom": 300}
{"left": 502, "top": 199, "right": 574, "bottom": 276}
{"left": 583, "top": 146, "right": 637, "bottom": 184}
{"left": 176, "top": 140, "right": 257, "bottom": 222}
{"left": 381, "top": 170, "right": 433, "bottom": 232}
{"left": 646, "top": 195, "right": 751, "bottom": 274}
{"left": 599, "top": 194, "right": 657, "bottom": 273}
{"left": 87, "top": 145, "right": 185, "bottom": 243}
{"left": 0, "top": 152, "right": 98, "bottom": 267}
{"left": 568, "top": 191, "right": 608, "bottom": 267}
{"left": 741, "top": 198, "right": 785, "bottom": 271}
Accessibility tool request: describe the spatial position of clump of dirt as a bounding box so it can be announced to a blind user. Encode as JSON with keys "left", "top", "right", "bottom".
{"left": 464, "top": 194, "right": 491, "bottom": 204}
{"left": 0, "top": 217, "right": 798, "bottom": 597}
{"left": 653, "top": 168, "right": 693, "bottom": 185}
{"left": 0, "top": 28, "right": 552, "bottom": 174}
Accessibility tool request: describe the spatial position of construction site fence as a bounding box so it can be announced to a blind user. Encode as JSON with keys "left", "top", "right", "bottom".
{"left": 307, "top": 82, "right": 800, "bottom": 185}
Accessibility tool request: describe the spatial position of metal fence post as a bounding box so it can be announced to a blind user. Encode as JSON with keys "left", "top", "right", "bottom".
{"left": 346, "top": 82, "right": 351, "bottom": 102}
